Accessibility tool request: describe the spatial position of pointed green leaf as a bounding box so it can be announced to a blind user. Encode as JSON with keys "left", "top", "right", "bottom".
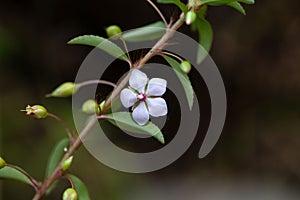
{"left": 46, "top": 138, "right": 70, "bottom": 177}
{"left": 157, "top": 0, "right": 188, "bottom": 13}
{"left": 45, "top": 138, "right": 69, "bottom": 195}
{"left": 68, "top": 35, "right": 128, "bottom": 61}
{"left": 228, "top": 2, "right": 246, "bottom": 15}
{"left": 106, "top": 112, "right": 165, "bottom": 144}
{"left": 164, "top": 56, "right": 194, "bottom": 110}
{"left": 0, "top": 166, "right": 32, "bottom": 185}
{"left": 67, "top": 174, "right": 91, "bottom": 200}
{"left": 195, "top": 17, "right": 213, "bottom": 64}
{"left": 122, "top": 21, "right": 166, "bottom": 42}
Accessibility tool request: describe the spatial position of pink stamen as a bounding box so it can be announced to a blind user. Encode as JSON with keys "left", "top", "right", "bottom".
{"left": 137, "top": 93, "right": 147, "bottom": 102}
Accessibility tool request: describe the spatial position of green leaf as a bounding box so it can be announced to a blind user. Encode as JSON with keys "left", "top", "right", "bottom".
{"left": 195, "top": 17, "right": 213, "bottom": 64}
{"left": 68, "top": 35, "right": 128, "bottom": 61}
{"left": 164, "top": 56, "right": 194, "bottom": 110}
{"left": 157, "top": 0, "right": 188, "bottom": 13}
{"left": 122, "top": 21, "right": 166, "bottom": 42}
{"left": 0, "top": 166, "right": 32, "bottom": 185}
{"left": 46, "top": 138, "right": 70, "bottom": 177}
{"left": 67, "top": 174, "right": 91, "bottom": 200}
{"left": 45, "top": 138, "right": 69, "bottom": 195}
{"left": 106, "top": 112, "right": 165, "bottom": 144}
{"left": 228, "top": 2, "right": 246, "bottom": 15}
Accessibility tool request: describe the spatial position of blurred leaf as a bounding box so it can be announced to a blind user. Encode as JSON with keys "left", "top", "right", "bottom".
{"left": 68, "top": 35, "right": 128, "bottom": 61}
{"left": 157, "top": 0, "right": 188, "bottom": 13}
{"left": 106, "top": 112, "right": 165, "bottom": 144}
{"left": 67, "top": 174, "right": 91, "bottom": 200}
{"left": 0, "top": 166, "right": 32, "bottom": 185}
{"left": 228, "top": 2, "right": 246, "bottom": 15}
{"left": 195, "top": 17, "right": 213, "bottom": 64}
{"left": 122, "top": 21, "right": 166, "bottom": 42}
{"left": 164, "top": 56, "right": 194, "bottom": 110}
{"left": 45, "top": 138, "right": 69, "bottom": 195}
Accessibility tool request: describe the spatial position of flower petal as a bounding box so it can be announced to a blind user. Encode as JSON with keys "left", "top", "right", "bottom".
{"left": 147, "top": 97, "right": 168, "bottom": 117}
{"left": 132, "top": 102, "right": 149, "bottom": 126}
{"left": 120, "top": 88, "right": 137, "bottom": 108}
{"left": 146, "top": 78, "right": 167, "bottom": 96}
{"left": 129, "top": 69, "right": 148, "bottom": 92}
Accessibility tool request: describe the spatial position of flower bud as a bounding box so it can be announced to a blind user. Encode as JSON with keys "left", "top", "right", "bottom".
{"left": 62, "top": 188, "right": 78, "bottom": 200}
{"left": 82, "top": 100, "right": 100, "bottom": 114}
{"left": 61, "top": 156, "right": 73, "bottom": 171}
{"left": 0, "top": 157, "right": 6, "bottom": 169}
{"left": 47, "top": 82, "right": 78, "bottom": 98}
{"left": 99, "top": 100, "right": 106, "bottom": 112}
{"left": 185, "top": 11, "right": 197, "bottom": 25}
{"left": 106, "top": 25, "right": 122, "bottom": 38}
{"left": 180, "top": 60, "right": 192, "bottom": 74}
{"left": 24, "top": 105, "right": 48, "bottom": 119}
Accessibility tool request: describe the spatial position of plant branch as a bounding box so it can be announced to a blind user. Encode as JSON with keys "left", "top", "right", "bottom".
{"left": 32, "top": 12, "right": 186, "bottom": 200}
{"left": 6, "top": 164, "right": 40, "bottom": 192}
{"left": 120, "top": 36, "right": 133, "bottom": 67}
{"left": 48, "top": 113, "right": 75, "bottom": 144}
{"left": 32, "top": 116, "right": 104, "bottom": 200}
{"left": 159, "top": 51, "right": 184, "bottom": 62}
{"left": 77, "top": 80, "right": 117, "bottom": 88}
{"left": 146, "top": 0, "right": 168, "bottom": 26}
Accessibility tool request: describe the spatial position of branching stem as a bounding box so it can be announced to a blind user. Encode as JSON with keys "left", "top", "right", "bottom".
{"left": 32, "top": 11, "right": 186, "bottom": 200}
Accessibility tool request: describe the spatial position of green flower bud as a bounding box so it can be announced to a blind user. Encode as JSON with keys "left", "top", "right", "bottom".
{"left": 185, "top": 11, "right": 197, "bottom": 25}
{"left": 62, "top": 188, "right": 78, "bottom": 200}
{"left": 82, "top": 100, "right": 100, "bottom": 114}
{"left": 47, "top": 82, "right": 78, "bottom": 98}
{"left": 106, "top": 25, "right": 122, "bottom": 38}
{"left": 0, "top": 157, "right": 6, "bottom": 169}
{"left": 24, "top": 105, "right": 48, "bottom": 119}
{"left": 180, "top": 60, "right": 192, "bottom": 74}
{"left": 61, "top": 156, "right": 73, "bottom": 171}
{"left": 99, "top": 100, "right": 106, "bottom": 112}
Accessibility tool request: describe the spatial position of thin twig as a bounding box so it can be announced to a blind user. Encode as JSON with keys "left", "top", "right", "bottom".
{"left": 77, "top": 80, "right": 117, "bottom": 88}
{"left": 159, "top": 51, "right": 183, "bottom": 62}
{"left": 64, "top": 175, "right": 75, "bottom": 189}
{"left": 120, "top": 36, "right": 133, "bottom": 68}
{"left": 32, "top": 115, "right": 106, "bottom": 200}
{"left": 6, "top": 164, "right": 40, "bottom": 192}
{"left": 48, "top": 113, "right": 74, "bottom": 144}
{"left": 146, "top": 0, "right": 168, "bottom": 26}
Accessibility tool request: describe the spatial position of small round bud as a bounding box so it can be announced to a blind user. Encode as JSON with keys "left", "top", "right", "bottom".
{"left": 106, "top": 25, "right": 122, "bottom": 38}
{"left": 185, "top": 11, "right": 197, "bottom": 25}
{"left": 62, "top": 188, "right": 78, "bottom": 200}
{"left": 24, "top": 105, "right": 48, "bottom": 119}
{"left": 99, "top": 100, "right": 106, "bottom": 112}
{"left": 0, "top": 157, "right": 6, "bottom": 169}
{"left": 61, "top": 156, "right": 73, "bottom": 171}
{"left": 180, "top": 61, "right": 192, "bottom": 74}
{"left": 82, "top": 100, "right": 100, "bottom": 114}
{"left": 47, "top": 82, "right": 78, "bottom": 98}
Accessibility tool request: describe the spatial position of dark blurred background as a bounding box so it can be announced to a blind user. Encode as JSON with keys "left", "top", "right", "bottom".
{"left": 1, "top": 0, "right": 300, "bottom": 199}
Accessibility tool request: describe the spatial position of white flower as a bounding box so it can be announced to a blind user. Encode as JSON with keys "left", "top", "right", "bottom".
{"left": 120, "top": 69, "right": 168, "bottom": 126}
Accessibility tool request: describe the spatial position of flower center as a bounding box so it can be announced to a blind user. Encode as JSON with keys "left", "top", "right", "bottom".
{"left": 137, "top": 93, "right": 147, "bottom": 102}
